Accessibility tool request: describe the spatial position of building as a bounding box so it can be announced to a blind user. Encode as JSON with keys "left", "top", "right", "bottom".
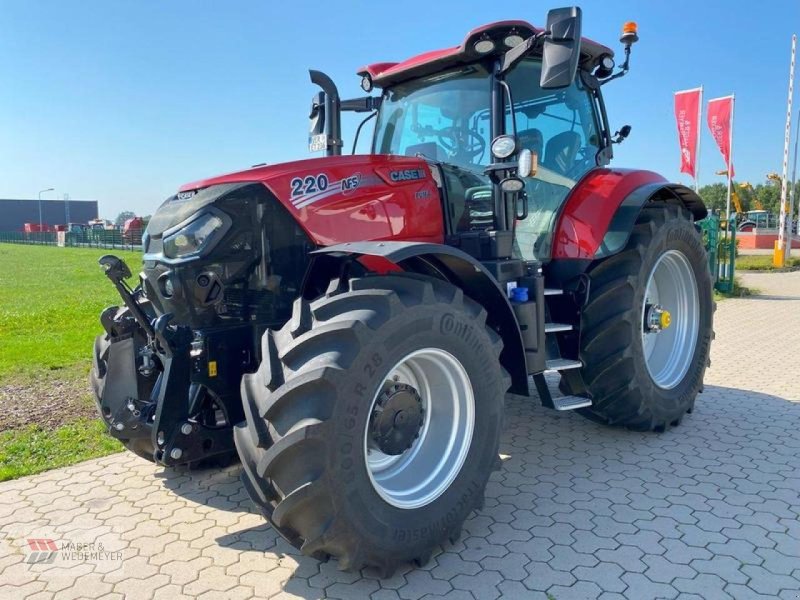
{"left": 0, "top": 199, "right": 99, "bottom": 231}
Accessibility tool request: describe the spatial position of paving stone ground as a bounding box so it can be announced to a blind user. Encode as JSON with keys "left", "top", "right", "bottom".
{"left": 1, "top": 271, "right": 799, "bottom": 599}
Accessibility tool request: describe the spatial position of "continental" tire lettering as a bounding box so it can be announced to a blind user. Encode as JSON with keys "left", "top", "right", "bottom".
{"left": 440, "top": 313, "right": 482, "bottom": 354}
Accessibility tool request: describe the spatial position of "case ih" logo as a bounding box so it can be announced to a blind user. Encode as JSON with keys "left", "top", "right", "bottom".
{"left": 389, "top": 169, "right": 426, "bottom": 182}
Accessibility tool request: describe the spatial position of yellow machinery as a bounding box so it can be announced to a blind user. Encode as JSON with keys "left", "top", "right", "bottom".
{"left": 739, "top": 182, "right": 764, "bottom": 210}
{"left": 731, "top": 187, "right": 744, "bottom": 214}
{"left": 713, "top": 169, "right": 740, "bottom": 225}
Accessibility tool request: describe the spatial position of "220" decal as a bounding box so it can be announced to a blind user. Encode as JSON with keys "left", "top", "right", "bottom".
{"left": 290, "top": 174, "right": 329, "bottom": 197}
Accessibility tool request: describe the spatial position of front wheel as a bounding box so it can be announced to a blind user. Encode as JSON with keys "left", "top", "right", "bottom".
{"left": 574, "top": 204, "right": 714, "bottom": 431}
{"left": 235, "top": 274, "right": 509, "bottom": 574}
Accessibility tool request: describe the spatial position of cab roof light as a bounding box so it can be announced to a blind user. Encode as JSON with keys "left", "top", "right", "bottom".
{"left": 620, "top": 21, "right": 639, "bottom": 45}
{"left": 473, "top": 35, "right": 496, "bottom": 54}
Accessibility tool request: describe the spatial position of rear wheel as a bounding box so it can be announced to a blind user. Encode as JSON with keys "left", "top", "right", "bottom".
{"left": 574, "top": 204, "right": 714, "bottom": 431}
{"left": 235, "top": 274, "right": 509, "bottom": 574}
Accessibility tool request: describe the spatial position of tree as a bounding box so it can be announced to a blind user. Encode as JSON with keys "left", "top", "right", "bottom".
{"left": 115, "top": 211, "right": 136, "bottom": 227}
{"left": 756, "top": 181, "right": 781, "bottom": 215}
{"left": 698, "top": 183, "right": 728, "bottom": 213}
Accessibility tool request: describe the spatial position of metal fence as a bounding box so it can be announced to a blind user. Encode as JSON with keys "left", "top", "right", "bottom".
{"left": 698, "top": 213, "right": 736, "bottom": 293}
{"left": 0, "top": 230, "right": 142, "bottom": 251}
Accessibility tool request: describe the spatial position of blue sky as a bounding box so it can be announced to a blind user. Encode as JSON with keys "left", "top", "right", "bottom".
{"left": 1, "top": 0, "right": 798, "bottom": 218}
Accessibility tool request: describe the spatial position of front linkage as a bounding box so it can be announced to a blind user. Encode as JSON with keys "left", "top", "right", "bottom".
{"left": 92, "top": 254, "right": 247, "bottom": 467}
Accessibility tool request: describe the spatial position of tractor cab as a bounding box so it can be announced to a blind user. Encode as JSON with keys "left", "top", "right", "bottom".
{"left": 309, "top": 9, "right": 632, "bottom": 263}
{"left": 372, "top": 58, "right": 603, "bottom": 261}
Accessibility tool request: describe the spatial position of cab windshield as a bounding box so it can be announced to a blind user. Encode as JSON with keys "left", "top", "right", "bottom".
{"left": 373, "top": 64, "right": 492, "bottom": 169}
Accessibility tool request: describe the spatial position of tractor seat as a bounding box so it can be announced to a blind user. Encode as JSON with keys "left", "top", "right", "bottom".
{"left": 543, "top": 131, "right": 581, "bottom": 175}
{"left": 517, "top": 127, "right": 544, "bottom": 158}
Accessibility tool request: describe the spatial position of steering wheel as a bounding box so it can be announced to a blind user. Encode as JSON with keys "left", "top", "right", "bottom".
{"left": 437, "top": 127, "right": 486, "bottom": 162}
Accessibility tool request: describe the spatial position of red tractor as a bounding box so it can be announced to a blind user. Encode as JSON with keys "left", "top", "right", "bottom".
{"left": 92, "top": 7, "right": 713, "bottom": 575}
{"left": 122, "top": 216, "right": 145, "bottom": 245}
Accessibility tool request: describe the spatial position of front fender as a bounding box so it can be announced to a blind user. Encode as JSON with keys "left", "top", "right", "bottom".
{"left": 308, "top": 241, "right": 529, "bottom": 395}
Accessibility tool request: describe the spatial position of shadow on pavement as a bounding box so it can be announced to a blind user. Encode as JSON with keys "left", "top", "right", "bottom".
{"left": 150, "top": 383, "right": 799, "bottom": 595}
{"left": 156, "top": 461, "right": 255, "bottom": 515}
{"left": 747, "top": 294, "right": 800, "bottom": 301}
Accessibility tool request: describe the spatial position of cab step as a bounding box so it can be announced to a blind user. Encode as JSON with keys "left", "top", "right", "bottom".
{"left": 545, "top": 358, "right": 582, "bottom": 371}
{"left": 545, "top": 322, "right": 572, "bottom": 333}
{"left": 552, "top": 395, "right": 593, "bottom": 411}
{"left": 531, "top": 372, "right": 592, "bottom": 411}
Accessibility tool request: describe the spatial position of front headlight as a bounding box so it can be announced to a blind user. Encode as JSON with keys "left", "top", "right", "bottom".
{"left": 163, "top": 213, "right": 224, "bottom": 259}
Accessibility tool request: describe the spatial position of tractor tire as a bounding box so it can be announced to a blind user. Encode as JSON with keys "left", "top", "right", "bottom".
{"left": 90, "top": 331, "right": 157, "bottom": 462}
{"left": 574, "top": 204, "right": 713, "bottom": 431}
{"left": 235, "top": 274, "right": 509, "bottom": 575}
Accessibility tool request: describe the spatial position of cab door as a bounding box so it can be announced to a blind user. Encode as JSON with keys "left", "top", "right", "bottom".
{"left": 507, "top": 59, "right": 603, "bottom": 261}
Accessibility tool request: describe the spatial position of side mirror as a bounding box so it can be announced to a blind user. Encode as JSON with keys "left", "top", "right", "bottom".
{"left": 613, "top": 124, "right": 632, "bottom": 144}
{"left": 309, "top": 92, "right": 327, "bottom": 152}
{"left": 540, "top": 6, "right": 583, "bottom": 89}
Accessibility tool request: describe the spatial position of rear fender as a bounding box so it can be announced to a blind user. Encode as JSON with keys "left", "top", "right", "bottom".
{"left": 595, "top": 182, "right": 708, "bottom": 259}
{"left": 552, "top": 169, "right": 707, "bottom": 260}
{"left": 307, "top": 241, "right": 529, "bottom": 395}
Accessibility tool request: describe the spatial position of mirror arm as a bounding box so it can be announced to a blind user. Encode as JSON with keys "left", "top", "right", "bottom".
{"left": 341, "top": 96, "right": 382, "bottom": 113}
{"left": 499, "top": 31, "right": 547, "bottom": 75}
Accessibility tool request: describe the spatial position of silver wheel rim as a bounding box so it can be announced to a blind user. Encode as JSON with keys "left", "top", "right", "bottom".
{"left": 364, "top": 348, "right": 475, "bottom": 509}
{"left": 641, "top": 249, "right": 700, "bottom": 389}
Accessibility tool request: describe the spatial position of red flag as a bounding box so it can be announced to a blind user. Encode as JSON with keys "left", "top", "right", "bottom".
{"left": 707, "top": 96, "right": 735, "bottom": 177}
{"left": 674, "top": 88, "right": 702, "bottom": 178}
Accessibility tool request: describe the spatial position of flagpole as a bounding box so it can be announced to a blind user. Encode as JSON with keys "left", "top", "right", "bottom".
{"left": 696, "top": 85, "right": 703, "bottom": 192}
{"left": 725, "top": 94, "right": 735, "bottom": 227}
{"left": 789, "top": 109, "right": 799, "bottom": 256}
{"left": 777, "top": 34, "right": 796, "bottom": 265}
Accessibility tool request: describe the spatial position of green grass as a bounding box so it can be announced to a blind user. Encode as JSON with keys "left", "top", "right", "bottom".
{"left": 0, "top": 418, "right": 122, "bottom": 482}
{"left": 0, "top": 244, "right": 138, "bottom": 479}
{"left": 735, "top": 254, "right": 800, "bottom": 271}
{"left": 0, "top": 244, "right": 138, "bottom": 383}
{"left": 714, "top": 276, "right": 757, "bottom": 300}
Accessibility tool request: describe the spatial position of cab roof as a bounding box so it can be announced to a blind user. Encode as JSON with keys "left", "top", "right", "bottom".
{"left": 358, "top": 20, "right": 613, "bottom": 88}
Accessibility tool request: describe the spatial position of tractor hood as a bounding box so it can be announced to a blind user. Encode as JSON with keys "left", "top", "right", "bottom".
{"left": 179, "top": 154, "right": 430, "bottom": 195}
{"left": 177, "top": 154, "right": 445, "bottom": 247}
